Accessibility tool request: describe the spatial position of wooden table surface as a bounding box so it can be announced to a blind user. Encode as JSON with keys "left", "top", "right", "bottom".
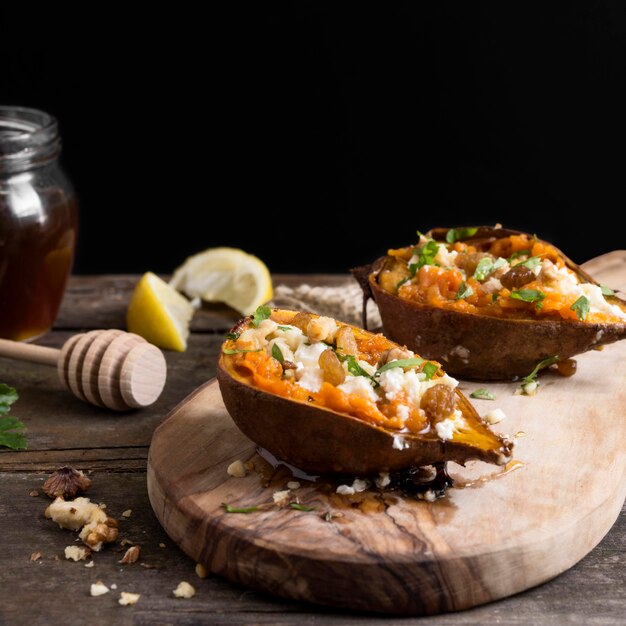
{"left": 1, "top": 273, "right": 625, "bottom": 626}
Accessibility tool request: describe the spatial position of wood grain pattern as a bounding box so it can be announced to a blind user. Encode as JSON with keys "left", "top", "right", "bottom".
{"left": 148, "top": 339, "right": 626, "bottom": 614}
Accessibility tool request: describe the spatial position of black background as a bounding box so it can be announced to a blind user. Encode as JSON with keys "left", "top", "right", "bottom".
{"left": 3, "top": 4, "right": 625, "bottom": 274}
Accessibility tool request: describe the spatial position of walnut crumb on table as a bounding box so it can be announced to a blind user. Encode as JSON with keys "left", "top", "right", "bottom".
{"left": 30, "top": 551, "right": 43, "bottom": 561}
{"left": 64, "top": 545, "right": 90, "bottom": 561}
{"left": 173, "top": 581, "right": 196, "bottom": 599}
{"left": 90, "top": 581, "right": 109, "bottom": 597}
{"left": 118, "top": 546, "right": 141, "bottom": 564}
{"left": 119, "top": 591, "right": 140, "bottom": 606}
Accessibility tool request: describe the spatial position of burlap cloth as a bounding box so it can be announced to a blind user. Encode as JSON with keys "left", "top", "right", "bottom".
{"left": 271, "top": 280, "right": 382, "bottom": 330}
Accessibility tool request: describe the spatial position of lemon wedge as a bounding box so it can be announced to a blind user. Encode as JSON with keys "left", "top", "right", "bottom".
{"left": 170, "top": 247, "right": 273, "bottom": 316}
{"left": 127, "top": 272, "right": 194, "bottom": 352}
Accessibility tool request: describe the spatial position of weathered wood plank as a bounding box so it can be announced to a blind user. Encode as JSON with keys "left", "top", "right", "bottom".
{"left": 57, "top": 274, "right": 349, "bottom": 332}
{"left": 0, "top": 473, "right": 624, "bottom": 625}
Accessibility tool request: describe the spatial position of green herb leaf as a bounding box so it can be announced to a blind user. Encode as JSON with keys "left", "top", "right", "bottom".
{"left": 0, "top": 384, "right": 26, "bottom": 450}
{"left": 289, "top": 503, "right": 317, "bottom": 511}
{"left": 508, "top": 249, "right": 531, "bottom": 261}
{"left": 336, "top": 354, "right": 379, "bottom": 387}
{"left": 251, "top": 305, "right": 271, "bottom": 327}
{"left": 222, "top": 503, "right": 259, "bottom": 514}
{"left": 422, "top": 362, "right": 439, "bottom": 380}
{"left": 223, "top": 348, "right": 262, "bottom": 355}
{"left": 473, "top": 257, "right": 494, "bottom": 281}
{"left": 396, "top": 277, "right": 411, "bottom": 289}
{"left": 509, "top": 289, "right": 546, "bottom": 307}
{"left": 492, "top": 293, "right": 499, "bottom": 303}
{"left": 225, "top": 331, "right": 240, "bottom": 341}
{"left": 0, "top": 383, "right": 19, "bottom": 409}
{"left": 455, "top": 281, "right": 474, "bottom": 300}
{"left": 376, "top": 357, "right": 426, "bottom": 375}
{"left": 516, "top": 255, "right": 541, "bottom": 270}
{"left": 570, "top": 295, "right": 590, "bottom": 321}
{"left": 600, "top": 284, "right": 615, "bottom": 297}
{"left": 409, "top": 240, "right": 440, "bottom": 275}
{"left": 277, "top": 325, "right": 292, "bottom": 331}
{"left": 271, "top": 343, "right": 284, "bottom": 364}
{"left": 445, "top": 227, "right": 478, "bottom": 243}
{"left": 522, "top": 355, "right": 559, "bottom": 385}
{"left": 470, "top": 388, "right": 496, "bottom": 400}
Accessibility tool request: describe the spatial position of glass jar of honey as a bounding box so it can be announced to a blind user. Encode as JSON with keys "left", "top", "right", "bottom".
{"left": 0, "top": 106, "right": 78, "bottom": 341}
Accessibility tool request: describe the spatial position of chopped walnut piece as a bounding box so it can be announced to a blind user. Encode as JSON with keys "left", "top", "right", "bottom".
{"left": 29, "top": 490, "right": 39, "bottom": 497}
{"left": 121, "top": 509, "right": 132, "bottom": 519}
{"left": 43, "top": 467, "right": 91, "bottom": 499}
{"left": 272, "top": 490, "right": 290, "bottom": 507}
{"left": 65, "top": 545, "right": 91, "bottom": 561}
{"left": 119, "top": 592, "right": 140, "bottom": 606}
{"left": 119, "top": 546, "right": 141, "bottom": 564}
{"left": 30, "top": 551, "right": 43, "bottom": 561}
{"left": 90, "top": 581, "right": 109, "bottom": 597}
{"left": 173, "top": 581, "right": 196, "bottom": 599}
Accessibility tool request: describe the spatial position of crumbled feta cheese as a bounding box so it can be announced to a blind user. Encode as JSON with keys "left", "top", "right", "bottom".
{"left": 294, "top": 342, "right": 329, "bottom": 368}
{"left": 270, "top": 324, "right": 306, "bottom": 351}
{"left": 422, "top": 490, "right": 437, "bottom": 502}
{"left": 376, "top": 472, "right": 391, "bottom": 489}
{"left": 227, "top": 460, "right": 247, "bottom": 478}
{"left": 337, "top": 376, "right": 378, "bottom": 402}
{"left": 434, "top": 244, "right": 458, "bottom": 267}
{"left": 272, "top": 490, "right": 290, "bottom": 506}
{"left": 579, "top": 283, "right": 626, "bottom": 320}
{"left": 482, "top": 277, "right": 503, "bottom": 293}
{"left": 392, "top": 435, "right": 409, "bottom": 450}
{"left": 351, "top": 479, "right": 370, "bottom": 493}
{"left": 297, "top": 367, "right": 324, "bottom": 393}
{"left": 435, "top": 409, "right": 465, "bottom": 441}
{"left": 396, "top": 404, "right": 410, "bottom": 421}
{"left": 484, "top": 408, "right": 507, "bottom": 424}
{"left": 336, "top": 484, "right": 355, "bottom": 495}
{"left": 379, "top": 368, "right": 405, "bottom": 401}
{"left": 267, "top": 337, "right": 295, "bottom": 363}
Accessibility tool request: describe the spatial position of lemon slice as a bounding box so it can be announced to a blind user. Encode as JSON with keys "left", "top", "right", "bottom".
{"left": 170, "top": 247, "right": 273, "bottom": 316}
{"left": 127, "top": 272, "right": 194, "bottom": 352}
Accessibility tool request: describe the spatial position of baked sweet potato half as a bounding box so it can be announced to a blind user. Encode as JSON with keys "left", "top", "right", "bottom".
{"left": 356, "top": 226, "right": 626, "bottom": 380}
{"left": 217, "top": 307, "right": 512, "bottom": 475}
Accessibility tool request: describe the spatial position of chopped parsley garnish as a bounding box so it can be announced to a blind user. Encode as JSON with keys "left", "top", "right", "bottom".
{"left": 223, "top": 348, "right": 262, "bottom": 355}
{"left": 222, "top": 503, "right": 259, "bottom": 514}
{"left": 522, "top": 355, "right": 559, "bottom": 386}
{"left": 271, "top": 343, "right": 284, "bottom": 364}
{"left": 422, "top": 362, "right": 439, "bottom": 380}
{"left": 492, "top": 293, "right": 499, "bottom": 302}
{"left": 251, "top": 305, "right": 271, "bottom": 327}
{"left": 289, "top": 503, "right": 316, "bottom": 511}
{"left": 455, "top": 281, "right": 474, "bottom": 300}
{"left": 409, "top": 240, "right": 440, "bottom": 275}
{"left": 516, "top": 255, "right": 541, "bottom": 270}
{"left": 600, "top": 284, "right": 615, "bottom": 297}
{"left": 336, "top": 353, "right": 379, "bottom": 386}
{"left": 225, "top": 331, "right": 240, "bottom": 340}
{"left": 445, "top": 227, "right": 478, "bottom": 243}
{"left": 277, "top": 325, "right": 292, "bottom": 331}
{"left": 570, "top": 295, "right": 590, "bottom": 321}
{"left": 473, "top": 256, "right": 507, "bottom": 281}
{"left": 508, "top": 249, "right": 531, "bottom": 261}
{"left": 509, "top": 289, "right": 546, "bottom": 308}
{"left": 376, "top": 357, "right": 426, "bottom": 374}
{"left": 470, "top": 388, "right": 495, "bottom": 400}
{"left": 396, "top": 277, "right": 411, "bottom": 289}
{"left": 0, "top": 384, "right": 26, "bottom": 451}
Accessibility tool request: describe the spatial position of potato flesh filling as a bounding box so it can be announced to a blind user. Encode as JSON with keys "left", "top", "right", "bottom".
{"left": 378, "top": 233, "right": 626, "bottom": 323}
{"left": 224, "top": 311, "right": 465, "bottom": 442}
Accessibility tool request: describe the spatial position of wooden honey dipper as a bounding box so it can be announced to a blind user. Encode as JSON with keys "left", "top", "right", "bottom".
{"left": 0, "top": 330, "right": 167, "bottom": 411}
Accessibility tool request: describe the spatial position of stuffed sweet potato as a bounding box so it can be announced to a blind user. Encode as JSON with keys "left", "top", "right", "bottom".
{"left": 357, "top": 226, "right": 626, "bottom": 380}
{"left": 217, "top": 307, "right": 512, "bottom": 475}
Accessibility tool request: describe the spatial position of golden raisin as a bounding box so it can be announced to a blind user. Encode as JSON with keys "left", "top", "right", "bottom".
{"left": 420, "top": 384, "right": 455, "bottom": 422}
{"left": 501, "top": 265, "right": 535, "bottom": 290}
{"left": 290, "top": 312, "right": 312, "bottom": 333}
{"left": 336, "top": 326, "right": 358, "bottom": 356}
{"left": 318, "top": 349, "right": 346, "bottom": 386}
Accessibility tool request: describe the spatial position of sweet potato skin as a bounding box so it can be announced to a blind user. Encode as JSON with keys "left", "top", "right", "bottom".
{"left": 363, "top": 226, "right": 626, "bottom": 380}
{"left": 217, "top": 309, "right": 512, "bottom": 475}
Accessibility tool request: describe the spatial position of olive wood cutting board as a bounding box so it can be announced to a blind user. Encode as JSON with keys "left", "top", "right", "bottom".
{"left": 147, "top": 251, "right": 626, "bottom": 615}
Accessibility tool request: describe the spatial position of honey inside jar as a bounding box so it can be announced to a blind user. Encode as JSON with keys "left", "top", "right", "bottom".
{"left": 0, "top": 107, "right": 79, "bottom": 341}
